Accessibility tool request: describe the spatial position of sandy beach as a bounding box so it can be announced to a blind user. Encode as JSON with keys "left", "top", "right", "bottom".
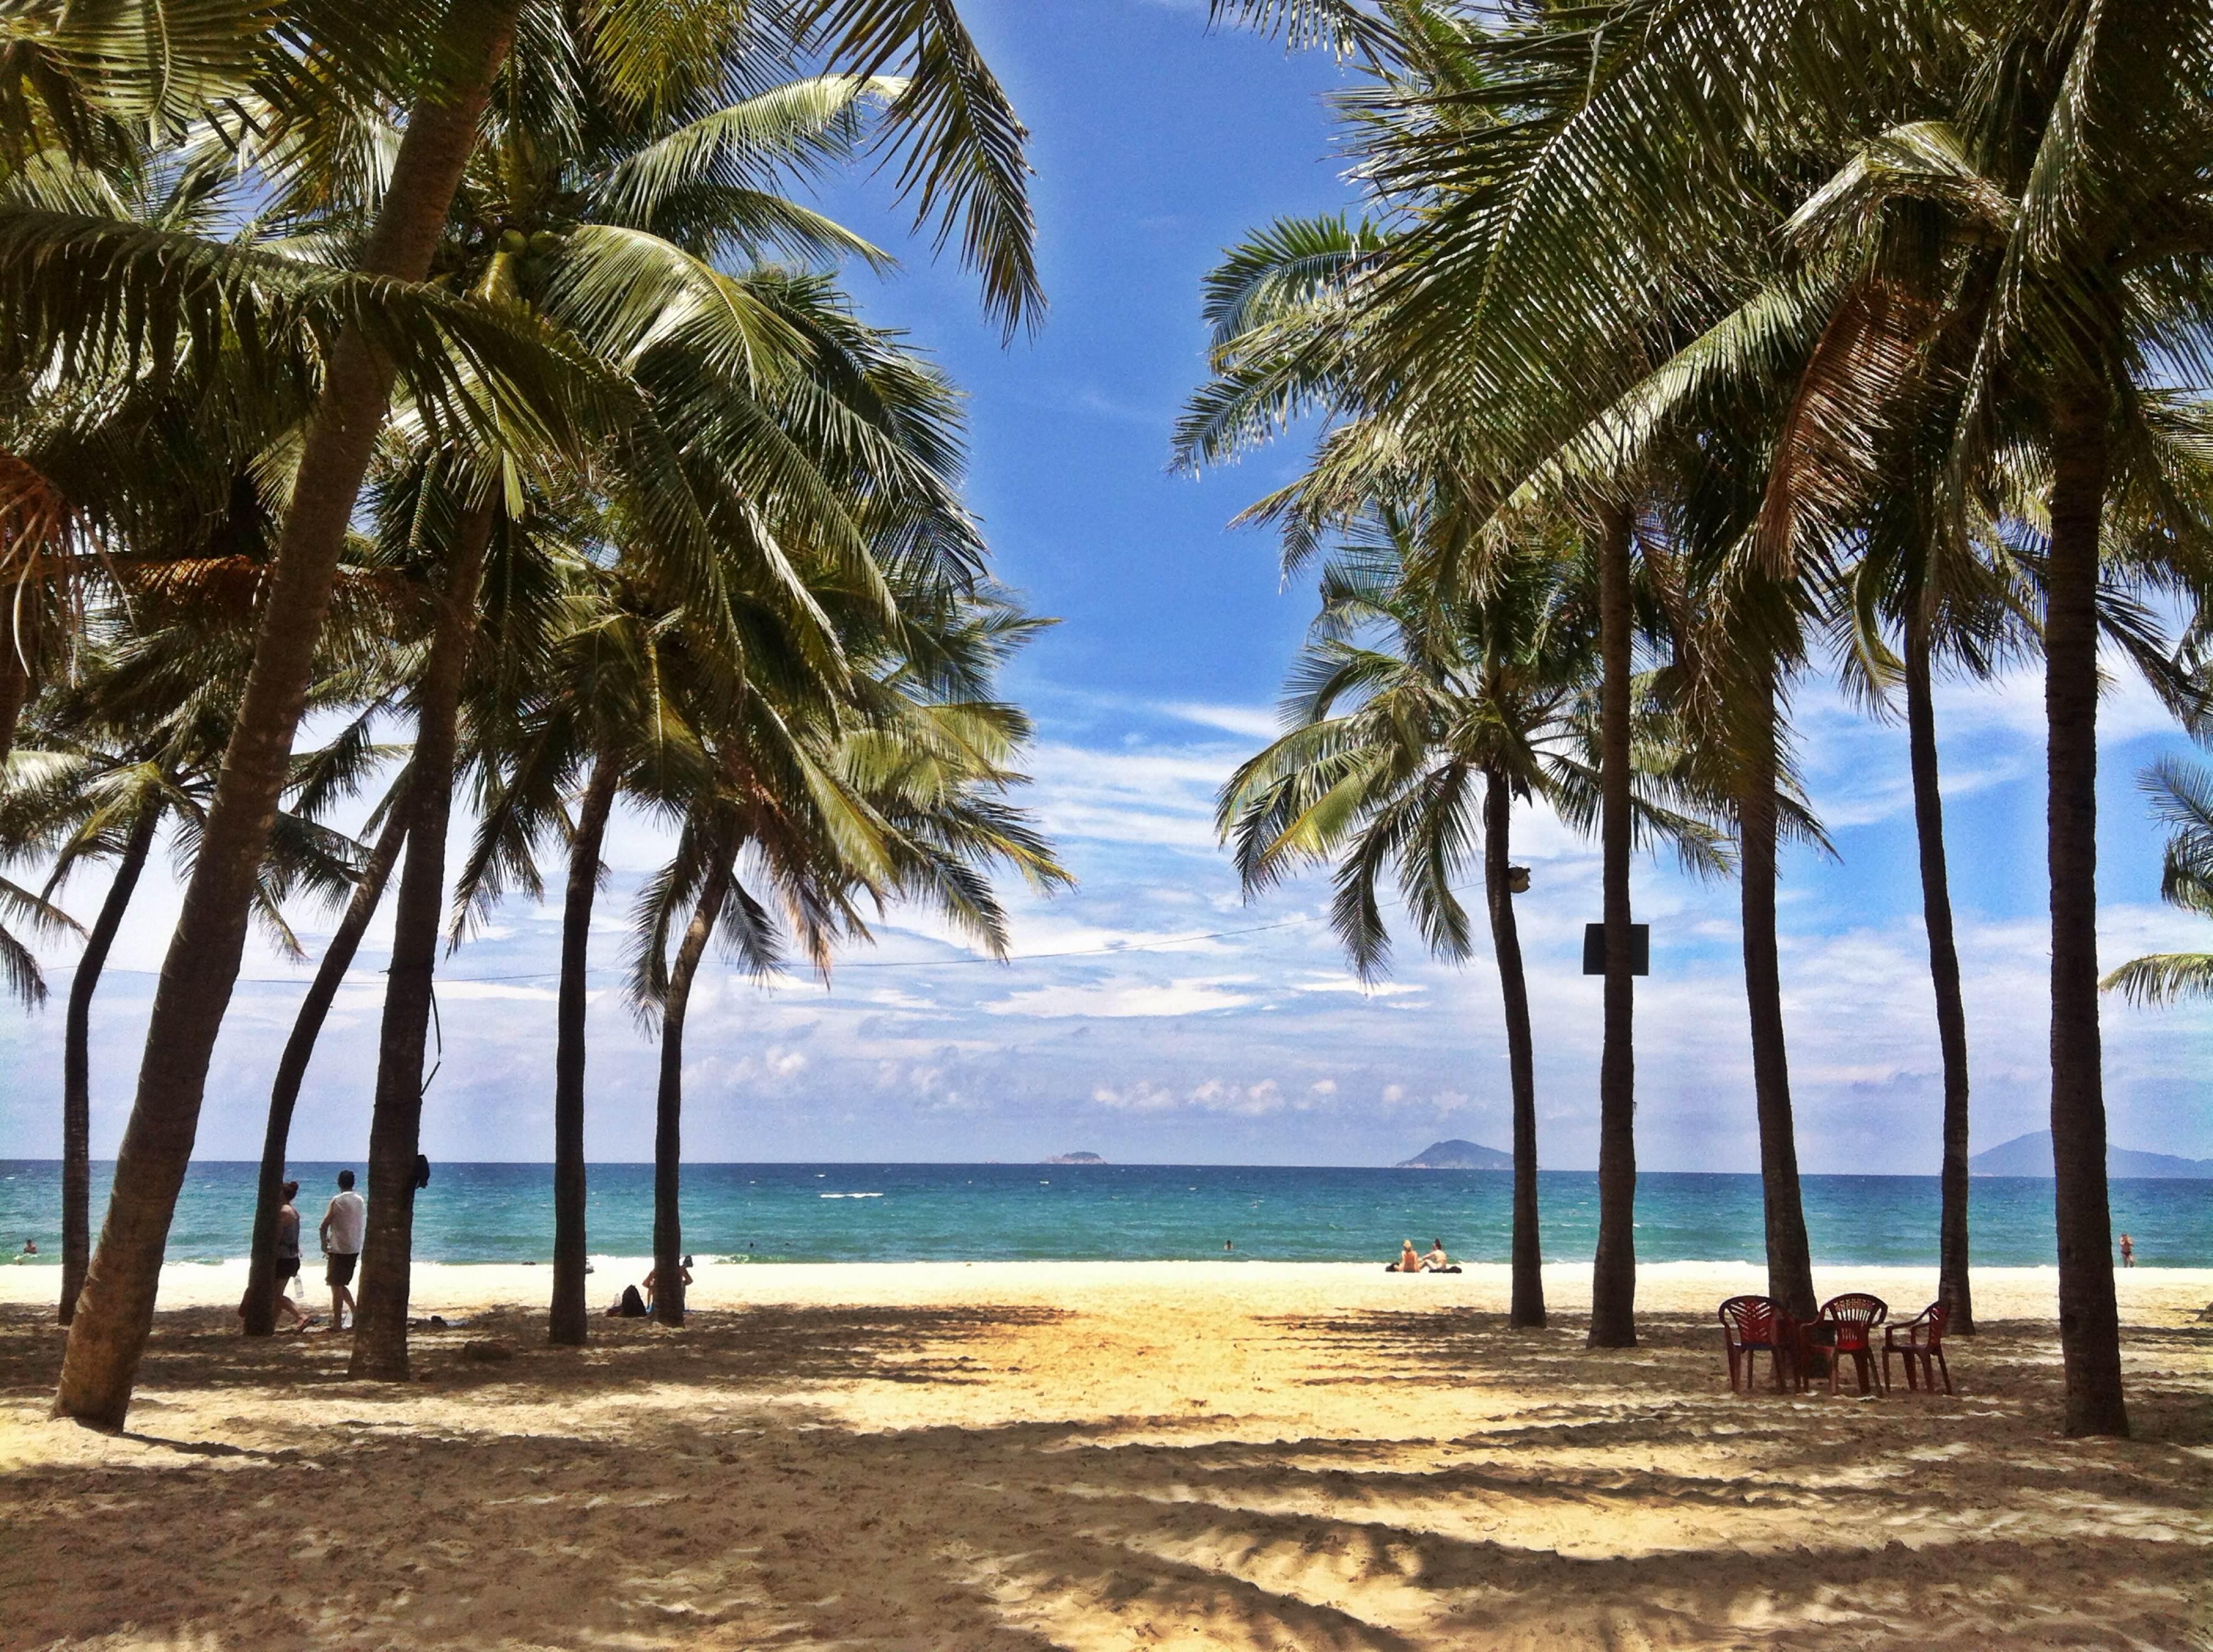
{"left": 2, "top": 1260, "right": 2207, "bottom": 1649}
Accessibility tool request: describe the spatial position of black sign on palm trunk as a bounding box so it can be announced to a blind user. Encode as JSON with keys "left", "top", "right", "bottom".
{"left": 1581, "top": 923, "right": 1650, "bottom": 975}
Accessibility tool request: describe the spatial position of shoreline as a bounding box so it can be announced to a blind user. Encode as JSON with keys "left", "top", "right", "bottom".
{"left": 6, "top": 1256, "right": 2209, "bottom": 1322}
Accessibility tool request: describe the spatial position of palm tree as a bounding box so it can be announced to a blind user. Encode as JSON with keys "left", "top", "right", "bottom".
{"left": 345, "top": 475, "right": 501, "bottom": 1378}
{"left": 0, "top": 830, "right": 74, "bottom": 1009}
{"left": 5, "top": 623, "right": 362, "bottom": 1323}
{"left": 630, "top": 588, "right": 1067, "bottom": 1326}
{"left": 1635, "top": 450, "right": 1834, "bottom": 1322}
{"left": 1183, "top": 6, "right": 1693, "bottom": 1349}
{"left": 1593, "top": 108, "right": 2209, "bottom": 1338}
{"left": 456, "top": 468, "right": 1063, "bottom": 1348}
{"left": 1700, "top": 20, "right": 2213, "bottom": 1408}
{"left": 2102, "top": 757, "right": 2213, "bottom": 1007}
{"left": 0, "top": 745, "right": 131, "bottom": 1319}
{"left": 283, "top": 1, "right": 1044, "bottom": 1378}
{"left": 1270, "top": 0, "right": 2213, "bottom": 1435}
{"left": 1957, "top": 8, "right": 2213, "bottom": 1436}
{"left": 461, "top": 574, "right": 771, "bottom": 1346}
{"left": 634, "top": 809, "right": 752, "bottom": 1328}
{"left": 460, "top": 560, "right": 828, "bottom": 1348}
{"left": 1220, "top": 508, "right": 1726, "bottom": 1327}
{"left": 35, "top": 0, "right": 1040, "bottom": 1427}
{"left": 337, "top": 4, "right": 1039, "bottom": 1368}
{"left": 53, "top": 0, "right": 533, "bottom": 1422}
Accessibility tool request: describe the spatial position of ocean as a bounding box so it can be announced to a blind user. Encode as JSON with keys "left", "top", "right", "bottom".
{"left": 2, "top": 1160, "right": 2208, "bottom": 1268}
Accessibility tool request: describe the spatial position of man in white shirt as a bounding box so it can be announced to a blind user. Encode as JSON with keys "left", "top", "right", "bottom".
{"left": 319, "top": 1170, "right": 367, "bottom": 1333}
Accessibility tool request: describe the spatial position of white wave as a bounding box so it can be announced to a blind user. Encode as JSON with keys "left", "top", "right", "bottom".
{"left": 818, "top": 1192, "right": 885, "bottom": 1199}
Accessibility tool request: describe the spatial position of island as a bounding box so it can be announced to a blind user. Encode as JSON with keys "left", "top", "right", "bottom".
{"left": 1041, "top": 1151, "right": 1105, "bottom": 1165}
{"left": 1395, "top": 1139, "right": 1514, "bottom": 1170}
{"left": 1969, "top": 1130, "right": 2213, "bottom": 1180}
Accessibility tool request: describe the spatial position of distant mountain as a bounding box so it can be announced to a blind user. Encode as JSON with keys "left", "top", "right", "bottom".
{"left": 1396, "top": 1139, "right": 1514, "bottom": 1170}
{"left": 1970, "top": 1130, "right": 2213, "bottom": 1180}
{"left": 1041, "top": 1151, "right": 1104, "bottom": 1165}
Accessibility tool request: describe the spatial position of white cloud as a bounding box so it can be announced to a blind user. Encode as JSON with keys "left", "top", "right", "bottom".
{"left": 1288, "top": 973, "right": 1425, "bottom": 997}
{"left": 1153, "top": 701, "right": 1279, "bottom": 740}
{"left": 983, "top": 975, "right": 1259, "bottom": 1019}
{"left": 18, "top": 652, "right": 2213, "bottom": 1174}
{"left": 434, "top": 980, "right": 559, "bottom": 1002}
{"left": 1092, "top": 1075, "right": 1291, "bottom": 1115}
{"left": 1189, "top": 1077, "right": 1283, "bottom": 1115}
{"left": 1021, "top": 742, "right": 1234, "bottom": 850}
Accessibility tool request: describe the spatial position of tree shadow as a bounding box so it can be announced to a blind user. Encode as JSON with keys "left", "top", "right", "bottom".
{"left": 2, "top": 1302, "right": 2205, "bottom": 1650}
{"left": 0, "top": 1301, "right": 1059, "bottom": 1407}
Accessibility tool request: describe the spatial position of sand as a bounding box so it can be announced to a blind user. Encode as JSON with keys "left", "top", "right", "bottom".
{"left": 1, "top": 1259, "right": 2207, "bottom": 1650}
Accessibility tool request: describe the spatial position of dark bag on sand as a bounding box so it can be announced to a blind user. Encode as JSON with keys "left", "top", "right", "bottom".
{"left": 615, "top": 1284, "right": 648, "bottom": 1317}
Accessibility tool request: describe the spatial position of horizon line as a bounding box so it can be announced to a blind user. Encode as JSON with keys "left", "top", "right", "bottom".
{"left": 1, "top": 1156, "right": 2183, "bottom": 1181}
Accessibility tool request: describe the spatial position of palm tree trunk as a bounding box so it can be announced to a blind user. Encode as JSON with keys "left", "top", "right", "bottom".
{"left": 54, "top": 2, "right": 521, "bottom": 1428}
{"left": 241, "top": 801, "right": 410, "bottom": 1336}
{"left": 1589, "top": 503, "right": 1638, "bottom": 1348}
{"left": 60, "top": 805, "right": 160, "bottom": 1325}
{"left": 1904, "top": 607, "right": 1975, "bottom": 1334}
{"left": 1738, "top": 672, "right": 1816, "bottom": 1321}
{"left": 550, "top": 755, "right": 619, "bottom": 1347}
{"left": 350, "top": 502, "right": 496, "bottom": 1382}
{"left": 1483, "top": 765, "right": 1545, "bottom": 1328}
{"left": 653, "top": 854, "right": 731, "bottom": 1328}
{"left": 0, "top": 606, "right": 28, "bottom": 768}
{"left": 2047, "top": 392, "right": 2127, "bottom": 1438}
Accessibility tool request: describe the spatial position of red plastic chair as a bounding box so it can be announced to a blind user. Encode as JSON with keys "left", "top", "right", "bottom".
{"left": 1882, "top": 1301, "right": 1953, "bottom": 1395}
{"left": 1717, "top": 1296, "right": 1796, "bottom": 1392}
{"left": 1814, "top": 1294, "right": 1889, "bottom": 1395}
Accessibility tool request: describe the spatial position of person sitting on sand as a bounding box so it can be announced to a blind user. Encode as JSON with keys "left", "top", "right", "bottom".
{"left": 1395, "top": 1239, "right": 1424, "bottom": 1273}
{"left": 642, "top": 1256, "right": 693, "bottom": 1311}
{"left": 606, "top": 1284, "right": 650, "bottom": 1317}
{"left": 1421, "top": 1239, "right": 1450, "bottom": 1271}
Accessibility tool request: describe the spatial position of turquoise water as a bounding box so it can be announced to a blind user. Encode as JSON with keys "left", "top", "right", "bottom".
{"left": 2, "top": 1160, "right": 2207, "bottom": 1267}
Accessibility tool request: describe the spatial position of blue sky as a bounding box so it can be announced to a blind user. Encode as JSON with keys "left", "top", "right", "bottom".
{"left": 5, "top": 0, "right": 2211, "bottom": 1172}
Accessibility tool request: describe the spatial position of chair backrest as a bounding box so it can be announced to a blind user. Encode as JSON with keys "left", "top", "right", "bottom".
{"left": 1718, "top": 1295, "right": 1776, "bottom": 1346}
{"left": 1819, "top": 1293, "right": 1888, "bottom": 1345}
{"left": 1918, "top": 1300, "right": 1950, "bottom": 1347}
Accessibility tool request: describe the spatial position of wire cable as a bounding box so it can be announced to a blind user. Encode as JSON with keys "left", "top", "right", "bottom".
{"left": 45, "top": 910, "right": 1332, "bottom": 985}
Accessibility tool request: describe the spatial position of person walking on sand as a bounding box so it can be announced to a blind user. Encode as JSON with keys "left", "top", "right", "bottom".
{"left": 243, "top": 1181, "right": 313, "bottom": 1331}
{"left": 272, "top": 1181, "right": 310, "bottom": 1331}
{"left": 319, "top": 1170, "right": 366, "bottom": 1332}
{"left": 2120, "top": 1232, "right": 2135, "bottom": 1268}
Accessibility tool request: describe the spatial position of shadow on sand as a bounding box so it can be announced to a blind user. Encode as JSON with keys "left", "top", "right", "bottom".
{"left": 2, "top": 1301, "right": 2205, "bottom": 1650}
